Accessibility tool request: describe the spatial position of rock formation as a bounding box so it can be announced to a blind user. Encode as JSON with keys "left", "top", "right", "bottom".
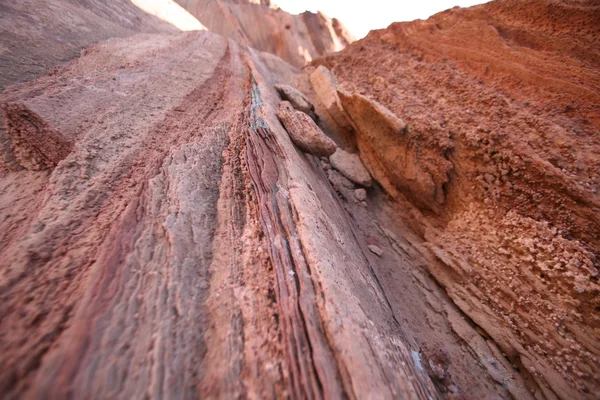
{"left": 174, "top": 0, "right": 354, "bottom": 67}
{"left": 0, "top": 0, "right": 189, "bottom": 171}
{"left": 276, "top": 101, "right": 337, "bottom": 157}
{"left": 0, "top": 0, "right": 351, "bottom": 171}
{"left": 0, "top": 0, "right": 598, "bottom": 399}
{"left": 314, "top": 0, "right": 600, "bottom": 397}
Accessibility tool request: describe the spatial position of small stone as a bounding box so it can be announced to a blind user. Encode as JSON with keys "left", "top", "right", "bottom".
{"left": 320, "top": 159, "right": 332, "bottom": 170}
{"left": 329, "top": 148, "right": 372, "bottom": 186}
{"left": 275, "top": 84, "right": 313, "bottom": 114}
{"left": 277, "top": 101, "right": 337, "bottom": 157}
{"left": 327, "top": 169, "right": 354, "bottom": 191}
{"left": 368, "top": 245, "right": 383, "bottom": 256}
{"left": 354, "top": 188, "right": 367, "bottom": 201}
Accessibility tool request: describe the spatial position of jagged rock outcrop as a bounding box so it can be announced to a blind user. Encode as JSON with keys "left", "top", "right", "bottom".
{"left": 1, "top": 0, "right": 598, "bottom": 399}
{"left": 314, "top": 0, "right": 600, "bottom": 398}
{"left": 175, "top": 0, "right": 354, "bottom": 67}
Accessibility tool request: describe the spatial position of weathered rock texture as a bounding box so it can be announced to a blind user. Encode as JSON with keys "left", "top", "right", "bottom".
{"left": 0, "top": 30, "right": 438, "bottom": 399}
{"left": 0, "top": 0, "right": 349, "bottom": 171}
{"left": 175, "top": 0, "right": 355, "bottom": 67}
{"left": 276, "top": 101, "right": 336, "bottom": 157}
{"left": 314, "top": 0, "right": 600, "bottom": 398}
{"left": 0, "top": 0, "right": 197, "bottom": 171}
{"left": 1, "top": 0, "right": 599, "bottom": 399}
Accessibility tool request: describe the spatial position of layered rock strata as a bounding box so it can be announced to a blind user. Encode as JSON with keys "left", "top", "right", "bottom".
{"left": 314, "top": 0, "right": 600, "bottom": 398}
{"left": 1, "top": 0, "right": 598, "bottom": 399}
{"left": 0, "top": 30, "right": 437, "bottom": 399}
{"left": 175, "top": 0, "right": 355, "bottom": 67}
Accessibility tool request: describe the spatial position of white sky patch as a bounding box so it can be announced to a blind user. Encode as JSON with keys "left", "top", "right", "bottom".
{"left": 131, "top": 0, "right": 207, "bottom": 31}
{"left": 273, "top": 0, "right": 490, "bottom": 39}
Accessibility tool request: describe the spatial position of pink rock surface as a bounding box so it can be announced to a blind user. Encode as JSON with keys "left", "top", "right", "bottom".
{"left": 1, "top": 0, "right": 598, "bottom": 399}
{"left": 0, "top": 30, "right": 436, "bottom": 399}
{"left": 175, "top": 0, "right": 354, "bottom": 67}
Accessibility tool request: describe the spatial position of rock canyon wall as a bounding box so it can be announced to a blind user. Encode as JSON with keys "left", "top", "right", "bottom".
{"left": 314, "top": 0, "right": 600, "bottom": 397}
{"left": 174, "top": 0, "right": 354, "bottom": 67}
{"left": 0, "top": 0, "right": 598, "bottom": 399}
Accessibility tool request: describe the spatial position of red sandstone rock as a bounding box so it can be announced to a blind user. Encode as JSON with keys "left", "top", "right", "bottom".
{"left": 276, "top": 100, "right": 336, "bottom": 157}
{"left": 1, "top": 0, "right": 599, "bottom": 399}
{"left": 0, "top": 0, "right": 181, "bottom": 171}
{"left": 0, "top": 0, "right": 351, "bottom": 171}
{"left": 314, "top": 0, "right": 600, "bottom": 398}
{"left": 0, "top": 30, "right": 437, "bottom": 399}
{"left": 174, "top": 0, "right": 354, "bottom": 67}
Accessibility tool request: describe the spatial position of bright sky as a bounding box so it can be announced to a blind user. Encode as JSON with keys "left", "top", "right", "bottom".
{"left": 274, "top": 0, "right": 490, "bottom": 39}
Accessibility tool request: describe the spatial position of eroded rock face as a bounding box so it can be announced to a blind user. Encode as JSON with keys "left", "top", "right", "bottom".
{"left": 1, "top": 0, "right": 598, "bottom": 399}
{"left": 0, "top": 0, "right": 193, "bottom": 171}
{"left": 0, "top": 30, "right": 436, "bottom": 399}
{"left": 315, "top": 0, "right": 600, "bottom": 398}
{"left": 276, "top": 100, "right": 336, "bottom": 157}
{"left": 174, "top": 0, "right": 354, "bottom": 67}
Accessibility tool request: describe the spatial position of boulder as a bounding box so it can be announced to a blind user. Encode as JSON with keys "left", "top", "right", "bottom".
{"left": 276, "top": 101, "right": 336, "bottom": 157}
{"left": 329, "top": 148, "right": 372, "bottom": 187}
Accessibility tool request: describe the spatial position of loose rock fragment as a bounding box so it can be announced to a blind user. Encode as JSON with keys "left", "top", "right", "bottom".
{"left": 275, "top": 84, "right": 313, "bottom": 114}
{"left": 309, "top": 66, "right": 352, "bottom": 129}
{"left": 327, "top": 169, "right": 354, "bottom": 193}
{"left": 368, "top": 245, "right": 384, "bottom": 256}
{"left": 337, "top": 88, "right": 452, "bottom": 212}
{"left": 338, "top": 89, "right": 407, "bottom": 134}
{"left": 354, "top": 188, "right": 367, "bottom": 201}
{"left": 329, "top": 148, "right": 372, "bottom": 187}
{"left": 277, "top": 101, "right": 337, "bottom": 157}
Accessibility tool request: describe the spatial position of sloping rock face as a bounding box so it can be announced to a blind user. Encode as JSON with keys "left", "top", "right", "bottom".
{"left": 0, "top": 0, "right": 193, "bottom": 171}
{"left": 1, "top": 0, "right": 599, "bottom": 399}
{"left": 314, "top": 0, "right": 600, "bottom": 398}
{"left": 175, "top": 0, "right": 354, "bottom": 67}
{"left": 0, "top": 30, "right": 437, "bottom": 399}
{"left": 0, "top": 0, "right": 349, "bottom": 170}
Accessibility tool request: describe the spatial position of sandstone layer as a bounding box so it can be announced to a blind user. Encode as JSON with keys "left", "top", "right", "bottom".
{"left": 0, "top": 0, "right": 189, "bottom": 171}
{"left": 0, "top": 0, "right": 351, "bottom": 171}
{"left": 175, "top": 0, "right": 354, "bottom": 67}
{"left": 1, "top": 0, "right": 598, "bottom": 399}
{"left": 0, "top": 30, "right": 439, "bottom": 399}
{"left": 314, "top": 0, "right": 600, "bottom": 398}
